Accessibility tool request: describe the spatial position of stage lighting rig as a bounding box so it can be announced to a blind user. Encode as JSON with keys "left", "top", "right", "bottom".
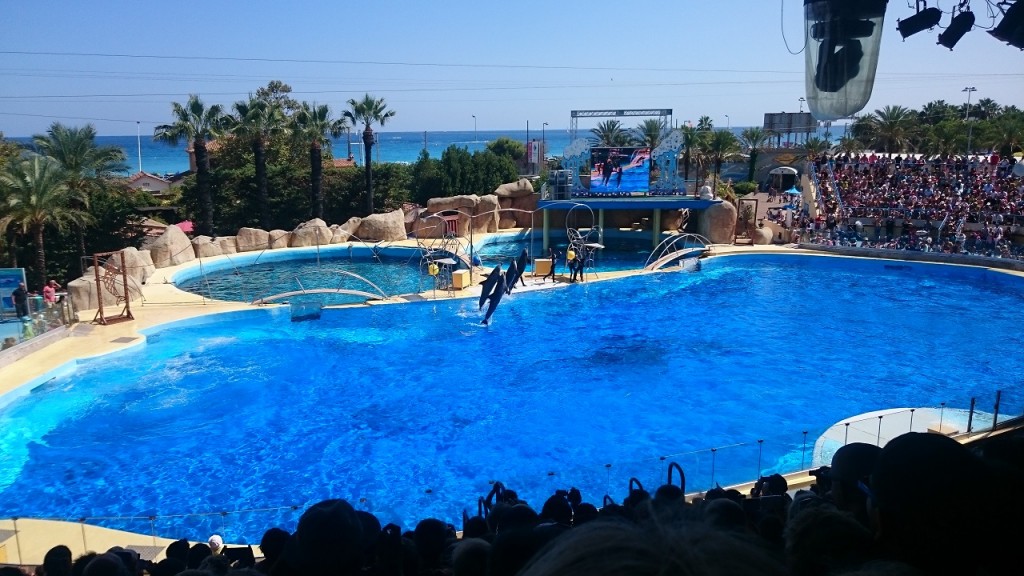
{"left": 989, "top": 1, "right": 1024, "bottom": 49}
{"left": 897, "top": 1, "right": 942, "bottom": 39}
{"left": 803, "top": 0, "right": 888, "bottom": 121}
{"left": 937, "top": 7, "right": 976, "bottom": 50}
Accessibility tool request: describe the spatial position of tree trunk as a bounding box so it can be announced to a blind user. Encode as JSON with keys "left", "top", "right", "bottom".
{"left": 6, "top": 231, "right": 18, "bottom": 268}
{"left": 76, "top": 225, "right": 87, "bottom": 277}
{"left": 747, "top": 152, "right": 758, "bottom": 183}
{"left": 363, "top": 127, "right": 375, "bottom": 214}
{"left": 255, "top": 138, "right": 269, "bottom": 229}
{"left": 310, "top": 143, "right": 323, "bottom": 220}
{"left": 33, "top": 223, "right": 46, "bottom": 291}
{"left": 194, "top": 138, "right": 214, "bottom": 236}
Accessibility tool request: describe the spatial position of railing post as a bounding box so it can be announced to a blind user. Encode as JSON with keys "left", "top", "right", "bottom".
{"left": 939, "top": 402, "right": 946, "bottom": 433}
{"left": 992, "top": 390, "right": 1002, "bottom": 430}
{"left": 967, "top": 398, "right": 976, "bottom": 434}
{"left": 756, "top": 439, "right": 763, "bottom": 479}
{"left": 876, "top": 415, "right": 883, "bottom": 446}
{"left": 801, "top": 431, "right": 808, "bottom": 469}
{"left": 909, "top": 408, "right": 915, "bottom": 432}
{"left": 844, "top": 422, "right": 850, "bottom": 445}
{"left": 13, "top": 517, "right": 22, "bottom": 565}
{"left": 710, "top": 448, "right": 717, "bottom": 490}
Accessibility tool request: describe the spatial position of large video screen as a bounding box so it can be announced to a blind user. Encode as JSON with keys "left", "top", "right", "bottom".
{"left": 590, "top": 147, "right": 651, "bottom": 194}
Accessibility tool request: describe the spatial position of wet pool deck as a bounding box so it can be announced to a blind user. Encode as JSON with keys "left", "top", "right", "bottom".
{"left": 1, "top": 237, "right": 1021, "bottom": 564}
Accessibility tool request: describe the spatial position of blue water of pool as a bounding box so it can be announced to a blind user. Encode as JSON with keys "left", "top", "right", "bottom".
{"left": 176, "top": 235, "right": 668, "bottom": 303}
{"left": 1, "top": 254, "right": 1022, "bottom": 542}
{"left": 475, "top": 235, "right": 664, "bottom": 272}
{"left": 176, "top": 253, "right": 430, "bottom": 305}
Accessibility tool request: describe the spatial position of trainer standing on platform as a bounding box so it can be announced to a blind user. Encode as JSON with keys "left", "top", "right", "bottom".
{"left": 12, "top": 281, "right": 29, "bottom": 318}
{"left": 543, "top": 247, "right": 558, "bottom": 282}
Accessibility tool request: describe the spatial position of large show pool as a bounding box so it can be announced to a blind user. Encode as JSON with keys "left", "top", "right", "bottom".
{"left": 1, "top": 254, "right": 1021, "bottom": 541}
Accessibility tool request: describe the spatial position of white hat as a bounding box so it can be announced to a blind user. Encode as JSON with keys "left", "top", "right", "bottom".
{"left": 208, "top": 534, "right": 223, "bottom": 551}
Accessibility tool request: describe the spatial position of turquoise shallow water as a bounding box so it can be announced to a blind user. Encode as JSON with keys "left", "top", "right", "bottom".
{"left": 1, "top": 254, "right": 1022, "bottom": 541}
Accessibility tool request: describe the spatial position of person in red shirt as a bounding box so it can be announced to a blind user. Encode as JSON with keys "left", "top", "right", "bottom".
{"left": 42, "top": 279, "right": 61, "bottom": 305}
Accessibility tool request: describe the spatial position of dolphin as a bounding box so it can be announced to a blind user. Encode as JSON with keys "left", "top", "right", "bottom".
{"left": 478, "top": 265, "right": 502, "bottom": 310}
{"left": 481, "top": 274, "right": 506, "bottom": 325}
{"left": 504, "top": 259, "right": 519, "bottom": 295}
{"left": 505, "top": 249, "right": 529, "bottom": 294}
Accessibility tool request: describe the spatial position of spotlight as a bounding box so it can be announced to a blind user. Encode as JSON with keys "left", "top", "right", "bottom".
{"left": 937, "top": 10, "right": 975, "bottom": 50}
{"left": 897, "top": 5, "right": 942, "bottom": 39}
{"left": 803, "top": 0, "right": 888, "bottom": 121}
{"left": 989, "top": 1, "right": 1024, "bottom": 50}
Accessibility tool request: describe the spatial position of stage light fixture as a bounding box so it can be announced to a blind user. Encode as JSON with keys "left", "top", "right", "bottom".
{"left": 937, "top": 10, "right": 975, "bottom": 50}
{"left": 989, "top": 1, "right": 1024, "bottom": 50}
{"left": 803, "top": 0, "right": 888, "bottom": 121}
{"left": 897, "top": 4, "right": 942, "bottom": 39}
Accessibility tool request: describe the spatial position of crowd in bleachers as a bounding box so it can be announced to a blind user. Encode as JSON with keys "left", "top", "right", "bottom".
{"left": 800, "top": 153, "right": 1024, "bottom": 258}
{"left": 3, "top": 430, "right": 1021, "bottom": 576}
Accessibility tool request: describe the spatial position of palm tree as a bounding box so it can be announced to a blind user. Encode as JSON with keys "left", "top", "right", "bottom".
{"left": 868, "top": 105, "right": 917, "bottom": 153}
{"left": 919, "top": 100, "right": 956, "bottom": 125}
{"left": 632, "top": 119, "right": 667, "bottom": 150}
{"left": 154, "top": 94, "right": 225, "bottom": 236}
{"left": 738, "top": 127, "right": 771, "bottom": 182}
{"left": 848, "top": 114, "right": 875, "bottom": 145}
{"left": 986, "top": 115, "right": 1024, "bottom": 156}
{"left": 697, "top": 115, "right": 714, "bottom": 132}
{"left": 589, "top": 120, "right": 632, "bottom": 147}
{"left": 344, "top": 94, "right": 396, "bottom": 215}
{"left": 804, "top": 137, "right": 830, "bottom": 160}
{"left": 0, "top": 155, "right": 92, "bottom": 289}
{"left": 292, "top": 103, "right": 346, "bottom": 220}
{"left": 704, "top": 130, "right": 741, "bottom": 195}
{"left": 680, "top": 124, "right": 702, "bottom": 187}
{"left": 226, "top": 97, "right": 287, "bottom": 228}
{"left": 920, "top": 121, "right": 964, "bottom": 157}
{"left": 834, "top": 135, "right": 862, "bottom": 157}
{"left": 32, "top": 122, "right": 127, "bottom": 273}
{"left": 972, "top": 98, "right": 1001, "bottom": 121}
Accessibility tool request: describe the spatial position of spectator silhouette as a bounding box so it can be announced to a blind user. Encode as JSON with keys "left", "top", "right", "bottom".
{"left": 43, "top": 546, "right": 73, "bottom": 576}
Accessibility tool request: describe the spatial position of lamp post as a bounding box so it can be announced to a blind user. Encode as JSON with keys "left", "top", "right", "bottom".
{"left": 725, "top": 115, "right": 730, "bottom": 131}
{"left": 542, "top": 122, "right": 548, "bottom": 169}
{"left": 472, "top": 114, "right": 477, "bottom": 144}
{"left": 798, "top": 97, "right": 806, "bottom": 113}
{"left": 526, "top": 120, "right": 531, "bottom": 174}
{"left": 962, "top": 86, "right": 977, "bottom": 156}
{"left": 136, "top": 121, "right": 143, "bottom": 173}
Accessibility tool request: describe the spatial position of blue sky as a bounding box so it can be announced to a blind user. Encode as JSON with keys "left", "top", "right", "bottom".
{"left": 1, "top": 0, "right": 1021, "bottom": 136}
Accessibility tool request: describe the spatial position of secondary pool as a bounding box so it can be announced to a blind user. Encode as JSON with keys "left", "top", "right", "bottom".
{"left": 174, "top": 246, "right": 431, "bottom": 305}
{"left": 1, "top": 254, "right": 1021, "bottom": 542}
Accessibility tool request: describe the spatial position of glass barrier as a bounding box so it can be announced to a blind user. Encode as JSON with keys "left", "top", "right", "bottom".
{"left": 0, "top": 293, "right": 77, "bottom": 351}
{"left": 3, "top": 391, "right": 1019, "bottom": 547}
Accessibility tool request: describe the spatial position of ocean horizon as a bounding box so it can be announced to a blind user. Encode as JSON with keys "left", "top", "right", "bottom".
{"left": 11, "top": 126, "right": 829, "bottom": 177}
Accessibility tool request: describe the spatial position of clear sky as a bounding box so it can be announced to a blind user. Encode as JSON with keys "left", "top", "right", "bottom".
{"left": 1, "top": 0, "right": 1022, "bottom": 136}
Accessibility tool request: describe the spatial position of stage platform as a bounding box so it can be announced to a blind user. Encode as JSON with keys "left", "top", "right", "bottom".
{"left": 538, "top": 197, "right": 721, "bottom": 210}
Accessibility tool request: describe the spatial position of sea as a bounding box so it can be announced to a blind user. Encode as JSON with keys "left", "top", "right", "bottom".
{"left": 12, "top": 130, "right": 577, "bottom": 178}
{"left": 12, "top": 126, "right": 831, "bottom": 178}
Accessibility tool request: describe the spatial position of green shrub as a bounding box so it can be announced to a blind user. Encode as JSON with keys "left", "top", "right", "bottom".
{"left": 734, "top": 181, "right": 758, "bottom": 196}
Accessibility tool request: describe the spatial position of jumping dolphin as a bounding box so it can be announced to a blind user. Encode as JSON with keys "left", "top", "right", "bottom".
{"left": 478, "top": 265, "right": 502, "bottom": 310}
{"left": 505, "top": 249, "right": 529, "bottom": 294}
{"left": 481, "top": 274, "right": 506, "bottom": 325}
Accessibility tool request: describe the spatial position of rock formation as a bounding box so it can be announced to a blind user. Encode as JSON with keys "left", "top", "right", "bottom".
{"left": 356, "top": 209, "right": 406, "bottom": 242}
{"left": 698, "top": 201, "right": 737, "bottom": 244}
{"left": 236, "top": 227, "right": 270, "bottom": 252}
{"left": 144, "top": 225, "right": 196, "bottom": 269}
